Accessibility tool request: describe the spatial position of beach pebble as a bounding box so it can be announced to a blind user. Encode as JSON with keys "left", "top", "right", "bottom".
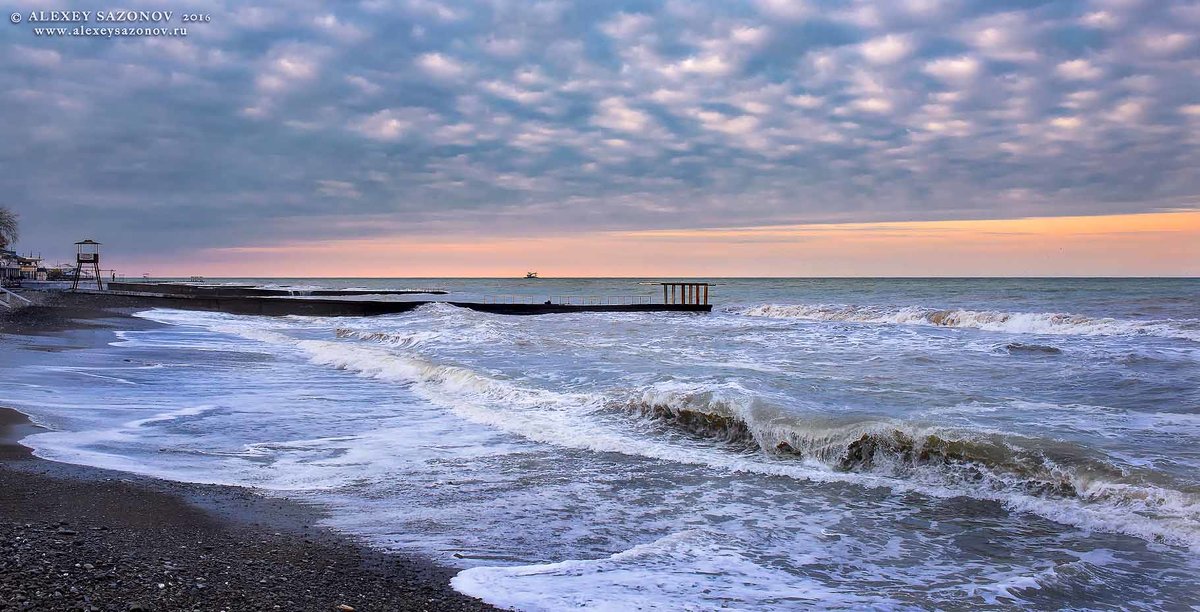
{"left": 0, "top": 432, "right": 497, "bottom": 612}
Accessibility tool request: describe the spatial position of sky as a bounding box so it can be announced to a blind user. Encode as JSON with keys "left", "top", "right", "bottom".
{"left": 2, "top": 0, "right": 1199, "bottom": 276}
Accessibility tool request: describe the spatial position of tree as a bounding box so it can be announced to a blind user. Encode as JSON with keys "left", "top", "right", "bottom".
{"left": 0, "top": 207, "right": 17, "bottom": 250}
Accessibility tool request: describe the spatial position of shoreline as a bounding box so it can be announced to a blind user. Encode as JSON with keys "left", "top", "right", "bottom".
{"left": 0, "top": 300, "right": 499, "bottom": 612}
{"left": 0, "top": 406, "right": 41, "bottom": 461}
{"left": 1, "top": 405, "right": 498, "bottom": 612}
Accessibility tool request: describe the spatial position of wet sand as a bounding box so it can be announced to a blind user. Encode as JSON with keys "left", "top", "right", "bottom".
{"left": 0, "top": 298, "right": 499, "bottom": 612}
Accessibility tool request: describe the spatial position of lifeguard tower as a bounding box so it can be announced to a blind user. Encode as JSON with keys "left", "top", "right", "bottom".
{"left": 71, "top": 239, "right": 103, "bottom": 291}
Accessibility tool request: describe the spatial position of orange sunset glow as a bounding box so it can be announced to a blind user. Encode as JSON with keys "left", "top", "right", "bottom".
{"left": 126, "top": 211, "right": 1199, "bottom": 278}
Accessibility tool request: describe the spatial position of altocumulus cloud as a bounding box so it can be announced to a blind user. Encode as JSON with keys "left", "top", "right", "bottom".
{"left": 2, "top": 0, "right": 1199, "bottom": 256}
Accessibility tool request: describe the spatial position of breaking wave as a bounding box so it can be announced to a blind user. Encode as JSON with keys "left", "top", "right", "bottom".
{"left": 629, "top": 387, "right": 1117, "bottom": 493}
{"left": 130, "top": 308, "right": 1200, "bottom": 550}
{"left": 334, "top": 327, "right": 439, "bottom": 349}
{"left": 734, "top": 303, "right": 1200, "bottom": 342}
{"left": 624, "top": 386, "right": 1200, "bottom": 548}
{"left": 297, "top": 330, "right": 1200, "bottom": 550}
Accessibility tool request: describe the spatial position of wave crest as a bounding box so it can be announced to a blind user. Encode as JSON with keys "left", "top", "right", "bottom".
{"left": 622, "top": 387, "right": 1200, "bottom": 541}
{"left": 734, "top": 303, "right": 1200, "bottom": 341}
{"left": 190, "top": 321, "right": 1200, "bottom": 549}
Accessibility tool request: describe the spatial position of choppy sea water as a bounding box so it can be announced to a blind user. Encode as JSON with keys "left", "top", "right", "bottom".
{"left": 3, "top": 278, "right": 1199, "bottom": 610}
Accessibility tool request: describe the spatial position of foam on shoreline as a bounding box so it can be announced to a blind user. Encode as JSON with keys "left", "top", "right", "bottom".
{"left": 733, "top": 303, "right": 1200, "bottom": 342}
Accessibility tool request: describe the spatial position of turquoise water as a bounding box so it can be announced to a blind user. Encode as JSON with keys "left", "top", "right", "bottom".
{"left": 3, "top": 278, "right": 1199, "bottom": 609}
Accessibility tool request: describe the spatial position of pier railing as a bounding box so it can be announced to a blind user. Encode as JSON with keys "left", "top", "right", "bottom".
{"left": 0, "top": 287, "right": 33, "bottom": 309}
{"left": 482, "top": 295, "right": 656, "bottom": 306}
{"left": 480, "top": 286, "right": 712, "bottom": 306}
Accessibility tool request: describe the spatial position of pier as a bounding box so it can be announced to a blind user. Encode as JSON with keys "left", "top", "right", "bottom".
{"left": 74, "top": 281, "right": 713, "bottom": 317}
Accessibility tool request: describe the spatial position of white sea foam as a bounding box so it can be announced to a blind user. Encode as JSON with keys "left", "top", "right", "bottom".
{"left": 8, "top": 299, "right": 1199, "bottom": 608}
{"left": 452, "top": 530, "right": 893, "bottom": 611}
{"left": 20, "top": 404, "right": 228, "bottom": 481}
{"left": 121, "top": 308, "right": 1200, "bottom": 551}
{"left": 39, "top": 366, "right": 141, "bottom": 385}
{"left": 734, "top": 304, "right": 1200, "bottom": 342}
{"left": 245, "top": 330, "right": 1200, "bottom": 551}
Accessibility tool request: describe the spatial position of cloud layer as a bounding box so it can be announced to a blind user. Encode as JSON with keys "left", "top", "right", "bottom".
{"left": 3, "top": 0, "right": 1199, "bottom": 258}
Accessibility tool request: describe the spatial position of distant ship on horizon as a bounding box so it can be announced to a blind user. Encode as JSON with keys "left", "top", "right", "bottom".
{"left": 525, "top": 271, "right": 539, "bottom": 279}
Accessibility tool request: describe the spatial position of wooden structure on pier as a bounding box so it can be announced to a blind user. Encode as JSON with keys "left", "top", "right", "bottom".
{"left": 661, "top": 282, "right": 709, "bottom": 306}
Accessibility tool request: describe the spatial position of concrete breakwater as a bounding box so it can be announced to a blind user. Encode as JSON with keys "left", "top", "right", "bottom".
{"left": 106, "top": 282, "right": 447, "bottom": 297}
{"left": 75, "top": 286, "right": 712, "bottom": 317}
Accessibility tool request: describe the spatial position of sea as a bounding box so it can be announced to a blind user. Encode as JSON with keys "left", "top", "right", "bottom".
{"left": 3, "top": 278, "right": 1199, "bottom": 610}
